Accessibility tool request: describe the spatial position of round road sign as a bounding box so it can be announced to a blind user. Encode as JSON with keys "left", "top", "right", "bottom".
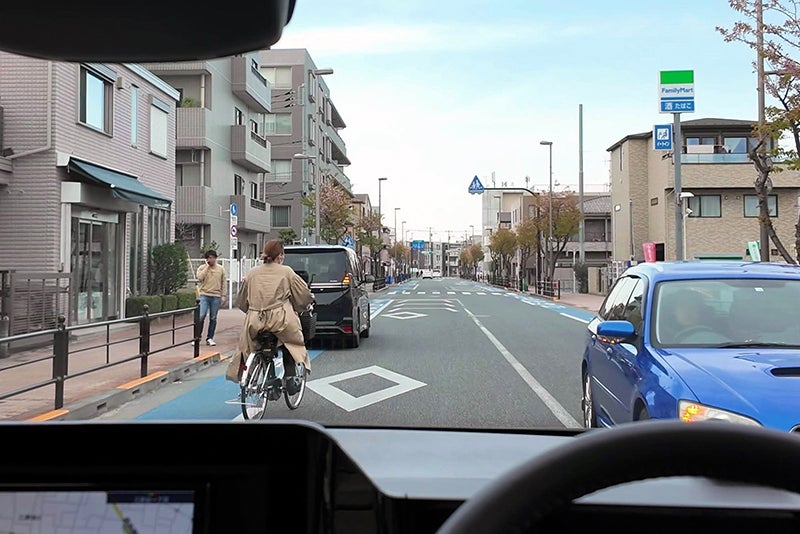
{"left": 230, "top": 225, "right": 238, "bottom": 237}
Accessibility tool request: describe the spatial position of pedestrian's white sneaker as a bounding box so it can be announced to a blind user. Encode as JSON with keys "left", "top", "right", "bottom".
{"left": 206, "top": 338, "right": 217, "bottom": 346}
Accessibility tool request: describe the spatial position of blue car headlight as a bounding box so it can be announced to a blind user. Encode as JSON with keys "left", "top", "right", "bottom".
{"left": 678, "top": 400, "right": 761, "bottom": 426}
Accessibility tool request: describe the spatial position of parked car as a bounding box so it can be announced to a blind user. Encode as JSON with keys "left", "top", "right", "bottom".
{"left": 282, "top": 245, "right": 372, "bottom": 348}
{"left": 432, "top": 268, "right": 442, "bottom": 278}
{"left": 582, "top": 261, "right": 800, "bottom": 431}
{"left": 421, "top": 269, "right": 433, "bottom": 279}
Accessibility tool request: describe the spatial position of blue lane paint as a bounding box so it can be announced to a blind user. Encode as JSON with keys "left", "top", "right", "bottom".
{"left": 369, "top": 299, "right": 392, "bottom": 319}
{"left": 135, "top": 349, "right": 324, "bottom": 420}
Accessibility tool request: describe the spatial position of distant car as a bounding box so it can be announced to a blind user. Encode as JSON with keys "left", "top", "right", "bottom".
{"left": 432, "top": 269, "right": 442, "bottom": 278}
{"left": 582, "top": 261, "right": 800, "bottom": 432}
{"left": 421, "top": 269, "right": 433, "bottom": 279}
{"left": 282, "top": 245, "right": 372, "bottom": 348}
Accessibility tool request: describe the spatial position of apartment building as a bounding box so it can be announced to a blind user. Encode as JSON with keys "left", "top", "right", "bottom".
{"left": 143, "top": 52, "right": 272, "bottom": 260}
{"left": 0, "top": 53, "right": 178, "bottom": 328}
{"left": 257, "top": 48, "right": 352, "bottom": 245}
{"left": 607, "top": 117, "right": 800, "bottom": 262}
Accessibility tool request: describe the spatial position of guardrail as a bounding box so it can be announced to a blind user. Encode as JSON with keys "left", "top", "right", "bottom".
{"left": 0, "top": 302, "right": 202, "bottom": 413}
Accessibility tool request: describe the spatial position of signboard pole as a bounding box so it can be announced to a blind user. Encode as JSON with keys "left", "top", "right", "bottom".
{"left": 673, "top": 113, "right": 684, "bottom": 261}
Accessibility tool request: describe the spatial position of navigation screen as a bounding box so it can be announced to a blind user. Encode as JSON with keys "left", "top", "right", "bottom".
{"left": 0, "top": 490, "right": 194, "bottom": 533}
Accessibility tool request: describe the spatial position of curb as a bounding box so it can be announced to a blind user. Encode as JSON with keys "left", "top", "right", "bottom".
{"left": 29, "top": 350, "right": 234, "bottom": 421}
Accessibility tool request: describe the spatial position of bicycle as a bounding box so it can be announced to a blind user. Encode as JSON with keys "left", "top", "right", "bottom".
{"left": 239, "top": 330, "right": 308, "bottom": 420}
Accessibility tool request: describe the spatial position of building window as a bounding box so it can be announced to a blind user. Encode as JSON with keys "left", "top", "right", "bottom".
{"left": 686, "top": 136, "right": 716, "bottom": 145}
{"left": 271, "top": 206, "right": 290, "bottom": 227}
{"left": 79, "top": 66, "right": 113, "bottom": 133}
{"left": 267, "top": 159, "right": 292, "bottom": 182}
{"left": 250, "top": 118, "right": 259, "bottom": 135}
{"left": 147, "top": 207, "right": 171, "bottom": 248}
{"left": 618, "top": 145, "right": 624, "bottom": 171}
{"left": 744, "top": 194, "right": 778, "bottom": 217}
{"left": 130, "top": 85, "right": 139, "bottom": 146}
{"left": 235, "top": 107, "right": 244, "bottom": 126}
{"left": 250, "top": 181, "right": 258, "bottom": 199}
{"left": 687, "top": 195, "right": 722, "bottom": 218}
{"left": 149, "top": 97, "right": 169, "bottom": 158}
{"left": 234, "top": 174, "right": 245, "bottom": 195}
{"left": 265, "top": 113, "right": 292, "bottom": 135}
{"left": 260, "top": 66, "right": 293, "bottom": 88}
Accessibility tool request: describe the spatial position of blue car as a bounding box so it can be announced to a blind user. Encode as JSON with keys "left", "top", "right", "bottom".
{"left": 581, "top": 261, "right": 800, "bottom": 432}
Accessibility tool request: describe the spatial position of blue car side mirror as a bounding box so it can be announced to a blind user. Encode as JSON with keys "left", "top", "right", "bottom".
{"left": 597, "top": 320, "right": 636, "bottom": 341}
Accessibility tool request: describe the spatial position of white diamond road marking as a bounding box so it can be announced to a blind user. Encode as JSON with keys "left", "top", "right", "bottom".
{"left": 307, "top": 365, "right": 427, "bottom": 412}
{"left": 383, "top": 311, "right": 428, "bottom": 320}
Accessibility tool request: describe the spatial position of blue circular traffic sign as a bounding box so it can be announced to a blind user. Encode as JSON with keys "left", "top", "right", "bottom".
{"left": 230, "top": 203, "right": 238, "bottom": 216}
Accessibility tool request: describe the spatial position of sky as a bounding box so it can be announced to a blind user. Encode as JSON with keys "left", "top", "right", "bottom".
{"left": 273, "top": 0, "right": 760, "bottom": 243}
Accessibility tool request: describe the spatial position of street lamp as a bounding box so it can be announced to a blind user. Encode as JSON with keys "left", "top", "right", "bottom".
{"left": 540, "top": 140, "right": 554, "bottom": 282}
{"left": 469, "top": 224, "right": 475, "bottom": 244}
{"left": 394, "top": 207, "right": 401, "bottom": 246}
{"left": 292, "top": 153, "right": 320, "bottom": 244}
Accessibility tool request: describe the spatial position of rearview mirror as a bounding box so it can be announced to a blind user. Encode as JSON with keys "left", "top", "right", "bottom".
{"left": 0, "top": 0, "right": 296, "bottom": 62}
{"left": 597, "top": 320, "right": 635, "bottom": 342}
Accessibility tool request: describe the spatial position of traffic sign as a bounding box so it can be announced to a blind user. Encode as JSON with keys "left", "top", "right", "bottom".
{"left": 230, "top": 236, "right": 238, "bottom": 250}
{"left": 653, "top": 124, "right": 673, "bottom": 150}
{"left": 341, "top": 234, "right": 355, "bottom": 249}
{"left": 659, "top": 70, "right": 695, "bottom": 114}
{"left": 411, "top": 240, "right": 425, "bottom": 251}
{"left": 230, "top": 225, "right": 238, "bottom": 238}
{"left": 230, "top": 203, "right": 238, "bottom": 217}
{"left": 468, "top": 175, "right": 484, "bottom": 194}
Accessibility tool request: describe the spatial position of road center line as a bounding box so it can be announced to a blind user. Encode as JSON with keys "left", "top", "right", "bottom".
{"left": 461, "top": 305, "right": 581, "bottom": 428}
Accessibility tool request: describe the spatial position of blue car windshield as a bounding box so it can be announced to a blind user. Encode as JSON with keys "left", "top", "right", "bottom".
{"left": 652, "top": 278, "right": 800, "bottom": 347}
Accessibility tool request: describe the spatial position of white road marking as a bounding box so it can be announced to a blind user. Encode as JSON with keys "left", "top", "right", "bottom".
{"left": 559, "top": 312, "right": 590, "bottom": 324}
{"left": 462, "top": 306, "right": 581, "bottom": 428}
{"left": 307, "top": 365, "right": 426, "bottom": 412}
{"left": 370, "top": 300, "right": 393, "bottom": 319}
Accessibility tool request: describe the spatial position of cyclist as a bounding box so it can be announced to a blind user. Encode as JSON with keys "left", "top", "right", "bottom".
{"left": 226, "top": 239, "right": 314, "bottom": 383}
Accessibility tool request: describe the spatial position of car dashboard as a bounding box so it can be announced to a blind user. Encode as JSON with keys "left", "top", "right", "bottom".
{"left": 2, "top": 420, "right": 800, "bottom": 533}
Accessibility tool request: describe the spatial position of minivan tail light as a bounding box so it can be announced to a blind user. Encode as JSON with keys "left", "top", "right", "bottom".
{"left": 342, "top": 273, "right": 351, "bottom": 285}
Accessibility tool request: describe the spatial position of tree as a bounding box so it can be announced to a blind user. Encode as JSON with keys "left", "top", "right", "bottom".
{"left": 488, "top": 228, "right": 518, "bottom": 280}
{"left": 515, "top": 217, "right": 540, "bottom": 283}
{"left": 148, "top": 243, "right": 189, "bottom": 295}
{"left": 533, "top": 193, "right": 583, "bottom": 282}
{"left": 301, "top": 179, "right": 353, "bottom": 244}
{"left": 462, "top": 243, "right": 484, "bottom": 279}
{"left": 355, "top": 210, "right": 385, "bottom": 275}
{"left": 278, "top": 228, "right": 298, "bottom": 245}
{"left": 718, "top": 0, "right": 800, "bottom": 263}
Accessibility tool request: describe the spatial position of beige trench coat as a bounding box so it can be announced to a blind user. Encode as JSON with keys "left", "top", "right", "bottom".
{"left": 225, "top": 262, "right": 313, "bottom": 382}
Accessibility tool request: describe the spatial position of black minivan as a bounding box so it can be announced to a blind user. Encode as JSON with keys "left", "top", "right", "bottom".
{"left": 283, "top": 245, "right": 373, "bottom": 348}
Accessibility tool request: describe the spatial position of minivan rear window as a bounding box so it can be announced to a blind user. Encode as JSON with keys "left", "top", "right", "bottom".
{"left": 283, "top": 250, "right": 348, "bottom": 284}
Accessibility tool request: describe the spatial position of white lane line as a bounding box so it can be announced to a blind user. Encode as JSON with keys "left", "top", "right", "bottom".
{"left": 370, "top": 300, "right": 393, "bottom": 320}
{"left": 432, "top": 291, "right": 440, "bottom": 295}
{"left": 559, "top": 312, "right": 590, "bottom": 324}
{"left": 418, "top": 291, "right": 426, "bottom": 294}
{"left": 388, "top": 291, "right": 397, "bottom": 295}
{"left": 476, "top": 292, "right": 486, "bottom": 295}
{"left": 462, "top": 292, "right": 471, "bottom": 295}
{"left": 447, "top": 291, "right": 456, "bottom": 295}
{"left": 462, "top": 306, "right": 581, "bottom": 429}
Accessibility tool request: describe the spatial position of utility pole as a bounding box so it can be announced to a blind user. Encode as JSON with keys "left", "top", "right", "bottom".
{"left": 428, "top": 226, "right": 433, "bottom": 270}
{"left": 578, "top": 104, "right": 585, "bottom": 264}
{"left": 757, "top": 0, "right": 770, "bottom": 262}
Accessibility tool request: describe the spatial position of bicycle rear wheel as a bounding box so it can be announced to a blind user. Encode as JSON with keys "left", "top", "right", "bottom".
{"left": 241, "top": 353, "right": 270, "bottom": 420}
{"left": 284, "top": 363, "right": 307, "bottom": 410}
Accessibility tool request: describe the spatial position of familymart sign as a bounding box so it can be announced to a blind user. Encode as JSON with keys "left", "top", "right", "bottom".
{"left": 659, "top": 70, "right": 695, "bottom": 113}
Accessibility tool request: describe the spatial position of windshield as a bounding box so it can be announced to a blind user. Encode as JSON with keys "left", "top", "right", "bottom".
{"left": 651, "top": 278, "right": 800, "bottom": 347}
{"left": 283, "top": 250, "right": 348, "bottom": 284}
{"left": 4, "top": 0, "right": 800, "bottom": 439}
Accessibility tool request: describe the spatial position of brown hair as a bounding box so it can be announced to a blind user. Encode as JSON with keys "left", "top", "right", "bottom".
{"left": 262, "top": 239, "right": 284, "bottom": 263}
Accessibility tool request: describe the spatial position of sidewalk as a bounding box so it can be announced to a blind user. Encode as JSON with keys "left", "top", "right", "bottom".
{"left": 544, "top": 292, "right": 605, "bottom": 313}
{"left": 0, "top": 308, "right": 246, "bottom": 422}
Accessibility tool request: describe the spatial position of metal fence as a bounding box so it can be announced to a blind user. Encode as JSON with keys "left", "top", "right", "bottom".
{"left": 0, "top": 303, "right": 202, "bottom": 413}
{"left": 1, "top": 270, "right": 71, "bottom": 336}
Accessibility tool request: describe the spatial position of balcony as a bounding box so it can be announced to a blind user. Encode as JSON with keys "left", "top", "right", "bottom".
{"left": 176, "top": 185, "right": 215, "bottom": 225}
{"left": 176, "top": 107, "right": 212, "bottom": 149}
{"left": 229, "top": 194, "right": 269, "bottom": 234}
{"left": 680, "top": 153, "right": 750, "bottom": 164}
{"left": 140, "top": 61, "right": 212, "bottom": 75}
{"left": 231, "top": 56, "right": 271, "bottom": 113}
{"left": 231, "top": 125, "right": 271, "bottom": 173}
{"left": 326, "top": 164, "right": 352, "bottom": 193}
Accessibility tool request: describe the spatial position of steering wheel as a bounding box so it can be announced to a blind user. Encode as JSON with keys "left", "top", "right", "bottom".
{"left": 435, "top": 421, "right": 800, "bottom": 534}
{"left": 676, "top": 325, "right": 716, "bottom": 339}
